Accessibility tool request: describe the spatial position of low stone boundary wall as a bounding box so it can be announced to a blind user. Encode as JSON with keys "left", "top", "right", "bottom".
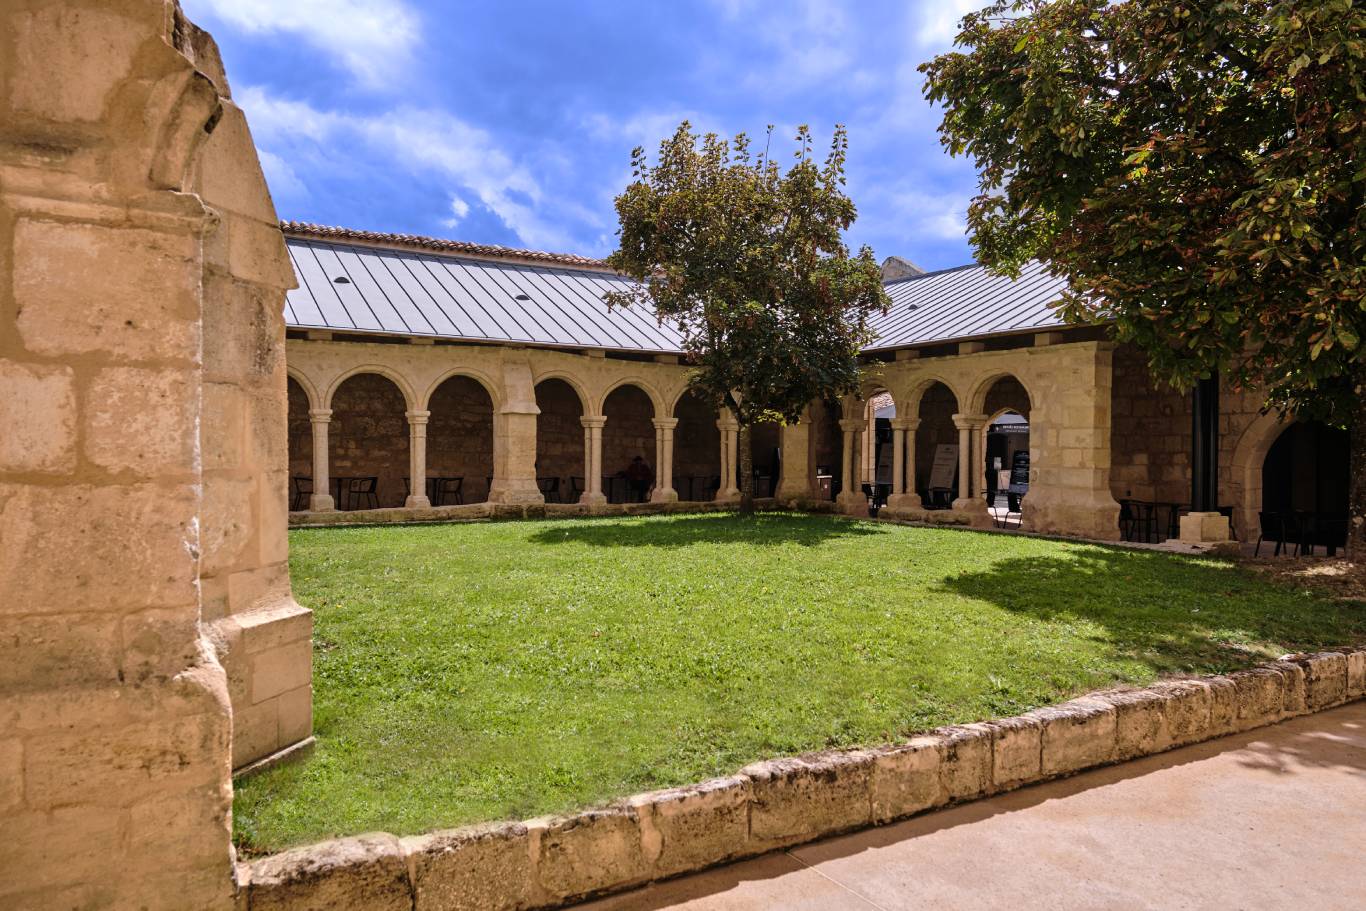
{"left": 238, "top": 649, "right": 1364, "bottom": 910}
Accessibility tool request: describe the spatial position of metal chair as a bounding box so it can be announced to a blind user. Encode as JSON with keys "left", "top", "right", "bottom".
{"left": 537, "top": 476, "right": 561, "bottom": 503}
{"left": 290, "top": 476, "right": 312, "bottom": 511}
{"left": 433, "top": 477, "right": 464, "bottom": 506}
{"left": 568, "top": 476, "right": 585, "bottom": 501}
{"left": 342, "top": 476, "right": 378, "bottom": 510}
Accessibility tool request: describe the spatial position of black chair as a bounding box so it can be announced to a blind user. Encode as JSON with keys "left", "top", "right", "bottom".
{"left": 1119, "top": 500, "right": 1157, "bottom": 543}
{"left": 537, "top": 476, "right": 561, "bottom": 503}
{"left": 568, "top": 476, "right": 585, "bottom": 501}
{"left": 290, "top": 476, "right": 312, "bottom": 511}
{"left": 342, "top": 476, "right": 378, "bottom": 510}
{"left": 1309, "top": 513, "right": 1350, "bottom": 557}
{"left": 434, "top": 477, "right": 464, "bottom": 506}
{"left": 927, "top": 486, "right": 953, "bottom": 509}
{"left": 1255, "top": 511, "right": 1287, "bottom": 556}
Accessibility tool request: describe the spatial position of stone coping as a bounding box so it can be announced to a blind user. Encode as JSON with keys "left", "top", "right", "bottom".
{"left": 237, "top": 649, "right": 1365, "bottom": 910}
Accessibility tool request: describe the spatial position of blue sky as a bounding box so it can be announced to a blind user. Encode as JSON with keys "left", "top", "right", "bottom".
{"left": 183, "top": 0, "right": 982, "bottom": 271}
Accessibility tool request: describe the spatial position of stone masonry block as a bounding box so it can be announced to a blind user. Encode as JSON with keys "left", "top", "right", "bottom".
{"left": 86, "top": 366, "right": 196, "bottom": 476}
{"left": 239, "top": 601, "right": 314, "bottom": 655}
{"left": 14, "top": 219, "right": 200, "bottom": 362}
{"left": 1150, "top": 680, "right": 1212, "bottom": 747}
{"left": 201, "top": 476, "right": 255, "bottom": 576}
{"left": 989, "top": 716, "right": 1042, "bottom": 792}
{"left": 0, "top": 360, "right": 76, "bottom": 473}
{"left": 939, "top": 723, "right": 993, "bottom": 801}
{"left": 248, "top": 833, "right": 412, "bottom": 911}
{"left": 869, "top": 737, "right": 943, "bottom": 823}
{"left": 743, "top": 751, "right": 874, "bottom": 849}
{"left": 1038, "top": 697, "right": 1117, "bottom": 777}
{"left": 1206, "top": 675, "right": 1239, "bottom": 737}
{"left": 232, "top": 698, "right": 279, "bottom": 770}
{"left": 1105, "top": 689, "right": 1172, "bottom": 759}
{"left": 1274, "top": 661, "right": 1308, "bottom": 717}
{"left": 278, "top": 685, "right": 314, "bottom": 747}
{"left": 1294, "top": 652, "right": 1349, "bottom": 710}
{"left": 120, "top": 606, "right": 199, "bottom": 683}
{"left": 1347, "top": 650, "right": 1366, "bottom": 699}
{"left": 405, "top": 822, "right": 537, "bottom": 911}
{"left": 0, "top": 738, "right": 22, "bottom": 814}
{"left": 0, "top": 482, "right": 198, "bottom": 614}
{"left": 1231, "top": 668, "right": 1285, "bottom": 730}
{"left": 534, "top": 807, "right": 648, "bottom": 901}
{"left": 202, "top": 382, "right": 247, "bottom": 471}
{"left": 630, "top": 776, "right": 751, "bottom": 879}
{"left": 0, "top": 614, "right": 120, "bottom": 691}
{"left": 250, "top": 640, "right": 313, "bottom": 705}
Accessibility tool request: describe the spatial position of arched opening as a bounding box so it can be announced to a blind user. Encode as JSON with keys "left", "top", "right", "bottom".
{"left": 860, "top": 391, "right": 895, "bottom": 508}
{"left": 534, "top": 378, "right": 584, "bottom": 504}
{"left": 809, "top": 399, "right": 843, "bottom": 500}
{"left": 982, "top": 375, "right": 1032, "bottom": 527}
{"left": 330, "top": 373, "right": 409, "bottom": 509}
{"left": 915, "top": 382, "right": 959, "bottom": 509}
{"left": 747, "top": 420, "right": 782, "bottom": 498}
{"left": 286, "top": 377, "right": 313, "bottom": 510}
{"left": 1263, "top": 420, "right": 1349, "bottom": 511}
{"left": 427, "top": 375, "right": 495, "bottom": 505}
{"left": 673, "top": 390, "right": 721, "bottom": 501}
{"left": 602, "top": 384, "right": 657, "bottom": 503}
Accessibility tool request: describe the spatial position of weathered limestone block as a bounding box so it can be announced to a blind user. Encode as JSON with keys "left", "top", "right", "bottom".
{"left": 0, "top": 360, "right": 76, "bottom": 473}
{"left": 938, "top": 723, "right": 993, "bottom": 801}
{"left": 1037, "top": 697, "right": 1117, "bottom": 776}
{"left": 989, "top": 715, "right": 1042, "bottom": 792}
{"left": 1231, "top": 667, "right": 1285, "bottom": 730}
{"left": 1104, "top": 689, "right": 1172, "bottom": 759}
{"left": 1150, "top": 680, "right": 1212, "bottom": 747}
{"left": 534, "top": 807, "right": 648, "bottom": 901}
{"left": 405, "top": 822, "right": 538, "bottom": 911}
{"left": 869, "top": 737, "right": 943, "bottom": 823}
{"left": 86, "top": 366, "right": 197, "bottom": 476}
{"left": 742, "top": 751, "right": 874, "bottom": 848}
{"left": 1274, "top": 660, "right": 1308, "bottom": 717}
{"left": 1347, "top": 650, "right": 1366, "bottom": 700}
{"left": 1292, "top": 652, "right": 1349, "bottom": 710}
{"left": 630, "top": 776, "right": 751, "bottom": 879}
{"left": 1206, "top": 675, "right": 1239, "bottom": 737}
{"left": 248, "top": 833, "right": 411, "bottom": 911}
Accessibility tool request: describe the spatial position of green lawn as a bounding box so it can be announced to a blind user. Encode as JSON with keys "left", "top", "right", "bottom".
{"left": 234, "top": 513, "right": 1365, "bottom": 852}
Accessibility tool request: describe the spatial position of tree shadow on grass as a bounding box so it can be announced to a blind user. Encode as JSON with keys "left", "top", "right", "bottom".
{"left": 934, "top": 546, "right": 1366, "bottom": 675}
{"left": 526, "top": 512, "right": 887, "bottom": 549}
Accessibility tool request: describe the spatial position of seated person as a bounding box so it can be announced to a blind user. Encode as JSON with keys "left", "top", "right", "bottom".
{"left": 625, "top": 455, "right": 653, "bottom": 502}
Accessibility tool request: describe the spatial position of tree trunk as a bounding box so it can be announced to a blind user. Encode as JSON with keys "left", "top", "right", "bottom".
{"left": 738, "top": 421, "right": 754, "bottom": 515}
{"left": 1350, "top": 364, "right": 1366, "bottom": 560}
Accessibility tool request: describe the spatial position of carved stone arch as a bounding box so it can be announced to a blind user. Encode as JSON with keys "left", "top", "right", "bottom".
{"left": 532, "top": 370, "right": 591, "bottom": 414}
{"left": 286, "top": 367, "right": 321, "bottom": 411}
{"left": 1230, "top": 408, "right": 1295, "bottom": 540}
{"left": 598, "top": 377, "right": 665, "bottom": 417}
{"left": 966, "top": 370, "right": 1034, "bottom": 417}
{"left": 324, "top": 365, "right": 419, "bottom": 411}
{"left": 905, "top": 375, "right": 963, "bottom": 414}
{"left": 421, "top": 367, "right": 503, "bottom": 412}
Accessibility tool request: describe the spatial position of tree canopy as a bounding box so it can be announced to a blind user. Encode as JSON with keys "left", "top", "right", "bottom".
{"left": 920, "top": 0, "right": 1365, "bottom": 425}
{"left": 606, "top": 123, "right": 889, "bottom": 510}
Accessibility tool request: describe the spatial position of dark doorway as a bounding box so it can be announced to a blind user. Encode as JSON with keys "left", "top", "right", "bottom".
{"left": 1262, "top": 421, "right": 1349, "bottom": 514}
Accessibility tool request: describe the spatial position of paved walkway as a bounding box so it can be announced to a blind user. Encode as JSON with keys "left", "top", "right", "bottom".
{"left": 578, "top": 702, "right": 1366, "bottom": 911}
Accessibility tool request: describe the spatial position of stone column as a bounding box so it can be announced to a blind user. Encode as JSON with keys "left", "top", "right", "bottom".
{"left": 651, "top": 417, "right": 679, "bottom": 502}
{"left": 886, "top": 417, "right": 922, "bottom": 510}
{"left": 309, "top": 408, "right": 335, "bottom": 511}
{"left": 580, "top": 415, "right": 607, "bottom": 507}
{"left": 836, "top": 417, "right": 867, "bottom": 513}
{"left": 775, "top": 412, "right": 814, "bottom": 502}
{"left": 405, "top": 409, "right": 431, "bottom": 508}
{"left": 717, "top": 412, "right": 740, "bottom": 502}
{"left": 952, "top": 413, "right": 989, "bottom": 520}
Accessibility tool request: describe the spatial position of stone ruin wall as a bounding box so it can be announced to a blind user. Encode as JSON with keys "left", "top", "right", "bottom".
{"left": 1, "top": 1, "right": 307, "bottom": 905}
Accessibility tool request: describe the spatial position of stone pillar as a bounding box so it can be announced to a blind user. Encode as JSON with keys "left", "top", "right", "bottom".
{"left": 952, "top": 413, "right": 989, "bottom": 520}
{"left": 309, "top": 408, "right": 335, "bottom": 511}
{"left": 717, "top": 412, "right": 740, "bottom": 502}
{"left": 775, "top": 413, "right": 814, "bottom": 501}
{"left": 886, "top": 417, "right": 922, "bottom": 510}
{"left": 836, "top": 417, "right": 867, "bottom": 513}
{"left": 489, "top": 360, "right": 544, "bottom": 505}
{"left": 405, "top": 409, "right": 431, "bottom": 508}
{"left": 651, "top": 417, "right": 679, "bottom": 502}
{"left": 580, "top": 415, "right": 607, "bottom": 507}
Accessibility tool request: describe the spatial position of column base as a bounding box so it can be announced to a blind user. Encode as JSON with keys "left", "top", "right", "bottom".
{"left": 579, "top": 492, "right": 608, "bottom": 509}
{"left": 714, "top": 488, "right": 741, "bottom": 505}
{"left": 952, "top": 498, "right": 991, "bottom": 526}
{"left": 885, "top": 492, "right": 922, "bottom": 510}
{"left": 488, "top": 481, "right": 545, "bottom": 506}
{"left": 836, "top": 491, "right": 867, "bottom": 515}
{"left": 308, "top": 494, "right": 335, "bottom": 512}
{"left": 650, "top": 487, "right": 679, "bottom": 504}
{"left": 1179, "top": 511, "right": 1232, "bottom": 544}
{"left": 404, "top": 495, "right": 431, "bottom": 509}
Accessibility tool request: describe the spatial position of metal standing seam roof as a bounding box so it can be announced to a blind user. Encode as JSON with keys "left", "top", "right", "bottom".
{"left": 282, "top": 226, "right": 1070, "bottom": 353}
{"left": 866, "top": 259, "right": 1069, "bottom": 350}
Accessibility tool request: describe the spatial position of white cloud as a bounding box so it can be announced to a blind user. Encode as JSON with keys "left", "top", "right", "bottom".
{"left": 855, "top": 181, "right": 971, "bottom": 248}
{"left": 913, "top": 0, "right": 981, "bottom": 49}
{"left": 257, "top": 148, "right": 308, "bottom": 201}
{"left": 237, "top": 86, "right": 587, "bottom": 252}
{"left": 440, "top": 197, "right": 471, "bottom": 230}
{"left": 189, "top": 0, "right": 418, "bottom": 88}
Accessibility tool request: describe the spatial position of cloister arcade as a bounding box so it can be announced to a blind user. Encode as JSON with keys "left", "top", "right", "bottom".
{"left": 283, "top": 330, "right": 1126, "bottom": 540}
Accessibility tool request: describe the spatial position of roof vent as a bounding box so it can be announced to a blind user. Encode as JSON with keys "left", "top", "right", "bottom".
{"left": 514, "top": 293, "right": 531, "bottom": 301}
{"left": 333, "top": 276, "right": 351, "bottom": 284}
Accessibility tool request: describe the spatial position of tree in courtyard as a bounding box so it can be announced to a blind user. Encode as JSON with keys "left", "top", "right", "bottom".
{"left": 921, "top": 1, "right": 1366, "bottom": 545}
{"left": 606, "top": 123, "right": 890, "bottom": 513}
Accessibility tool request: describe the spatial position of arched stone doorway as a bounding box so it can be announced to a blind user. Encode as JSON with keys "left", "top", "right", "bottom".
{"left": 602, "top": 384, "right": 657, "bottom": 503}
{"left": 809, "top": 399, "right": 843, "bottom": 501}
{"left": 286, "top": 376, "right": 313, "bottom": 510}
{"left": 915, "top": 381, "right": 959, "bottom": 508}
{"left": 534, "top": 378, "right": 585, "bottom": 503}
{"left": 330, "top": 372, "right": 410, "bottom": 509}
{"left": 673, "top": 390, "right": 721, "bottom": 501}
{"left": 428, "top": 375, "right": 496, "bottom": 505}
{"left": 1262, "top": 421, "right": 1349, "bottom": 515}
{"left": 982, "top": 375, "right": 1032, "bottom": 526}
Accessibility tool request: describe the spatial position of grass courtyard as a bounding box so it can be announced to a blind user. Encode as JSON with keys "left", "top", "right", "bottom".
{"left": 234, "top": 513, "right": 1366, "bottom": 852}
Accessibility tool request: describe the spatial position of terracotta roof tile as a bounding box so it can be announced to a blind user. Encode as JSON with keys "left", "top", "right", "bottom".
{"left": 279, "top": 221, "right": 611, "bottom": 270}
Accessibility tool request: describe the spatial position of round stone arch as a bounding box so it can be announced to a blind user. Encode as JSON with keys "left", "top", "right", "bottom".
{"left": 965, "top": 369, "right": 1035, "bottom": 417}
{"left": 419, "top": 366, "right": 503, "bottom": 413}
{"left": 904, "top": 374, "right": 964, "bottom": 415}
{"left": 323, "top": 364, "right": 419, "bottom": 412}
{"left": 533, "top": 370, "right": 592, "bottom": 416}
{"left": 596, "top": 376, "right": 666, "bottom": 418}
{"left": 286, "top": 366, "right": 321, "bottom": 411}
{"left": 1230, "top": 408, "right": 1295, "bottom": 541}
